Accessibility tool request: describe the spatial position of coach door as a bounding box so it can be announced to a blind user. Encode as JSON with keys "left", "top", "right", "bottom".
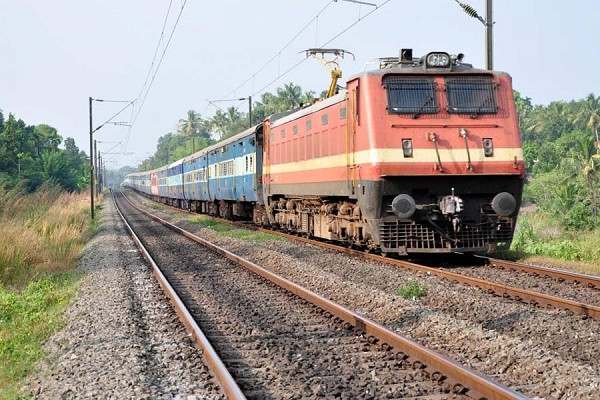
{"left": 204, "top": 160, "right": 209, "bottom": 199}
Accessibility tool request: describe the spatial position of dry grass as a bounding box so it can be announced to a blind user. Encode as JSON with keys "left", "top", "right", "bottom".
{"left": 0, "top": 185, "right": 98, "bottom": 398}
{"left": 0, "top": 184, "right": 93, "bottom": 287}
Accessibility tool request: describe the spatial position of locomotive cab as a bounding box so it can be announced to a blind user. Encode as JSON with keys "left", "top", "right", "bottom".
{"left": 351, "top": 50, "right": 525, "bottom": 254}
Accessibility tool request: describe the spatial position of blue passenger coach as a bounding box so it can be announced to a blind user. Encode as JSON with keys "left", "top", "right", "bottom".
{"left": 124, "top": 124, "right": 263, "bottom": 219}
{"left": 181, "top": 124, "right": 263, "bottom": 218}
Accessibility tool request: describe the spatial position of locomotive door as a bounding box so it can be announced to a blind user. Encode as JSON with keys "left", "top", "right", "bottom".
{"left": 346, "top": 79, "right": 359, "bottom": 195}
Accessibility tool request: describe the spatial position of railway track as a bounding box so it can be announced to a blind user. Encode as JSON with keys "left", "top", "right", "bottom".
{"left": 125, "top": 190, "right": 600, "bottom": 320}
{"left": 112, "top": 190, "right": 526, "bottom": 400}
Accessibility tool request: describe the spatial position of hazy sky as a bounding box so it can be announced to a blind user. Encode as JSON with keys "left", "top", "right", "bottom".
{"left": 1, "top": 1, "right": 599, "bottom": 168}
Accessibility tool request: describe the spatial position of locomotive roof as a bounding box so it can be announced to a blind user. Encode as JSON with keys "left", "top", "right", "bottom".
{"left": 347, "top": 63, "right": 509, "bottom": 80}
{"left": 269, "top": 91, "right": 346, "bottom": 128}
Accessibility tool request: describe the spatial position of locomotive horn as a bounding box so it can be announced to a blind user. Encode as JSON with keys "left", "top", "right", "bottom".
{"left": 392, "top": 194, "right": 416, "bottom": 219}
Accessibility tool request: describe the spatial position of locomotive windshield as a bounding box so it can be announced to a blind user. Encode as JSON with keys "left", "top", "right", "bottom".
{"left": 385, "top": 77, "right": 438, "bottom": 116}
{"left": 445, "top": 76, "right": 497, "bottom": 115}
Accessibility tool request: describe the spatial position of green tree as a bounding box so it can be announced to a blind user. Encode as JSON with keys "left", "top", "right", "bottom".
{"left": 210, "top": 110, "right": 228, "bottom": 140}
{"left": 277, "top": 83, "right": 302, "bottom": 110}
{"left": 575, "top": 93, "right": 600, "bottom": 142}
{"left": 178, "top": 110, "right": 211, "bottom": 140}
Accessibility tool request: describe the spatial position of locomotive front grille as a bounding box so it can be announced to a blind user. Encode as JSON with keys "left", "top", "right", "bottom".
{"left": 379, "top": 218, "right": 514, "bottom": 251}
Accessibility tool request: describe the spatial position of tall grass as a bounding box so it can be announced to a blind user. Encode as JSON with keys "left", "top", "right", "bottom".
{"left": 0, "top": 184, "right": 95, "bottom": 399}
{"left": 509, "top": 210, "right": 600, "bottom": 275}
{"left": 0, "top": 184, "right": 92, "bottom": 286}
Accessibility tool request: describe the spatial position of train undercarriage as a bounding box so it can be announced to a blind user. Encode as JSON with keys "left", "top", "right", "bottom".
{"left": 134, "top": 184, "right": 518, "bottom": 256}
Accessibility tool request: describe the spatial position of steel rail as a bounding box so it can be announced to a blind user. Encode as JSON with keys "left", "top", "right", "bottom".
{"left": 117, "top": 190, "right": 527, "bottom": 400}
{"left": 125, "top": 190, "right": 600, "bottom": 320}
{"left": 481, "top": 257, "right": 599, "bottom": 289}
{"left": 111, "top": 191, "right": 247, "bottom": 400}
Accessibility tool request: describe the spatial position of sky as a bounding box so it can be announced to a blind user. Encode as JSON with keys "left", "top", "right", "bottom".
{"left": 1, "top": 0, "right": 599, "bottom": 169}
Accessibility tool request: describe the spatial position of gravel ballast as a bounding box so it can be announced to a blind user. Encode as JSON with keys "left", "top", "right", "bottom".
{"left": 116, "top": 192, "right": 469, "bottom": 399}
{"left": 128, "top": 190, "right": 600, "bottom": 399}
{"left": 25, "top": 198, "right": 224, "bottom": 399}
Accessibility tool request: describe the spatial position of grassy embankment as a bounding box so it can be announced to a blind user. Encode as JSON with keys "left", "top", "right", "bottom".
{"left": 0, "top": 185, "right": 99, "bottom": 399}
{"left": 507, "top": 210, "right": 600, "bottom": 275}
{"left": 141, "top": 196, "right": 278, "bottom": 243}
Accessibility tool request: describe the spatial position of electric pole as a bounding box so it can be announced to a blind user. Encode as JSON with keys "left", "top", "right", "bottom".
{"left": 486, "top": 0, "right": 493, "bottom": 70}
{"left": 94, "top": 139, "right": 98, "bottom": 199}
{"left": 89, "top": 97, "right": 94, "bottom": 219}
{"left": 248, "top": 95, "right": 252, "bottom": 127}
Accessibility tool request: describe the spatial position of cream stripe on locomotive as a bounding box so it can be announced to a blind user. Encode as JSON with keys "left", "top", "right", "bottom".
{"left": 264, "top": 147, "right": 524, "bottom": 174}
{"left": 182, "top": 152, "right": 256, "bottom": 184}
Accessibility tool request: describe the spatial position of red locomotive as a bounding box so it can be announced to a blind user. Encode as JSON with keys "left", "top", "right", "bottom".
{"left": 255, "top": 49, "right": 524, "bottom": 254}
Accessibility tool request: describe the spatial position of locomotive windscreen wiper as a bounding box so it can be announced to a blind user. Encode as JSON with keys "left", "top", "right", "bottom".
{"left": 470, "top": 96, "right": 491, "bottom": 119}
{"left": 412, "top": 96, "right": 434, "bottom": 119}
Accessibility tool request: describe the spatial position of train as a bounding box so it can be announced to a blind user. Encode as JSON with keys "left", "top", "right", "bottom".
{"left": 124, "top": 49, "right": 525, "bottom": 255}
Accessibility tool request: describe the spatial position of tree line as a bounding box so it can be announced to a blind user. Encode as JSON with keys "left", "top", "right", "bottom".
{"left": 138, "top": 83, "right": 317, "bottom": 171}
{"left": 0, "top": 110, "right": 89, "bottom": 192}
{"left": 516, "top": 92, "right": 600, "bottom": 229}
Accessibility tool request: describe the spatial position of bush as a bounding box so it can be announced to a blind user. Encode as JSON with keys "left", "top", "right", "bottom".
{"left": 397, "top": 280, "right": 428, "bottom": 300}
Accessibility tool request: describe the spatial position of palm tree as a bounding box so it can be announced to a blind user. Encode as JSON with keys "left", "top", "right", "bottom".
{"left": 277, "top": 83, "right": 302, "bottom": 110}
{"left": 210, "top": 110, "right": 228, "bottom": 140}
{"left": 178, "top": 110, "right": 201, "bottom": 137}
{"left": 563, "top": 134, "right": 600, "bottom": 217}
{"left": 575, "top": 93, "right": 600, "bottom": 142}
{"left": 300, "top": 90, "right": 317, "bottom": 106}
{"left": 226, "top": 107, "right": 242, "bottom": 125}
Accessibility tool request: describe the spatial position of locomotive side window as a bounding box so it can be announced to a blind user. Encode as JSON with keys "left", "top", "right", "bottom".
{"left": 445, "top": 76, "right": 497, "bottom": 115}
{"left": 384, "top": 76, "right": 438, "bottom": 115}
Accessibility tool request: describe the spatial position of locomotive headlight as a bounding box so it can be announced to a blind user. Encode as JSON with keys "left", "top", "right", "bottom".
{"left": 482, "top": 138, "right": 494, "bottom": 157}
{"left": 402, "top": 139, "right": 413, "bottom": 157}
{"left": 426, "top": 52, "right": 450, "bottom": 68}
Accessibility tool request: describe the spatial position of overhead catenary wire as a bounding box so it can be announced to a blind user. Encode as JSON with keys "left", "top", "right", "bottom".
{"left": 204, "top": 0, "right": 393, "bottom": 117}
{"left": 249, "top": 0, "right": 393, "bottom": 100}
{"left": 214, "top": 0, "right": 336, "bottom": 106}
{"left": 124, "top": 0, "right": 188, "bottom": 152}
{"left": 135, "top": 0, "right": 175, "bottom": 104}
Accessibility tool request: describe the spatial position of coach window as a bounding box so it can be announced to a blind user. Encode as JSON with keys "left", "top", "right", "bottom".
{"left": 322, "top": 114, "right": 328, "bottom": 125}
{"left": 293, "top": 125, "right": 298, "bottom": 135}
{"left": 306, "top": 119, "right": 312, "bottom": 131}
{"left": 340, "top": 107, "right": 346, "bottom": 120}
{"left": 281, "top": 129, "right": 286, "bottom": 138}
